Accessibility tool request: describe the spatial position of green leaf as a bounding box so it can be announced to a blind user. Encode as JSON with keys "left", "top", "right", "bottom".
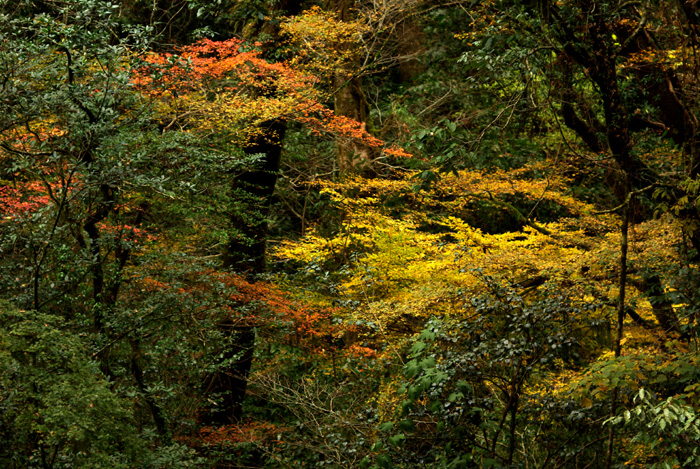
{"left": 376, "top": 454, "right": 392, "bottom": 468}
{"left": 388, "top": 433, "right": 405, "bottom": 446}
{"left": 409, "top": 341, "right": 427, "bottom": 357}
{"left": 379, "top": 422, "right": 394, "bottom": 432}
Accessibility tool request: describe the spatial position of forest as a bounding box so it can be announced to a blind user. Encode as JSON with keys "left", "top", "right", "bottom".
{"left": 2, "top": 0, "right": 700, "bottom": 467}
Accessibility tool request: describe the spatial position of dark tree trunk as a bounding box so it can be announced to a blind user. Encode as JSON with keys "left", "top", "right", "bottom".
{"left": 634, "top": 272, "right": 681, "bottom": 334}
{"left": 202, "top": 0, "right": 298, "bottom": 427}
{"left": 552, "top": 1, "right": 685, "bottom": 330}
{"left": 223, "top": 119, "right": 286, "bottom": 273}
{"left": 201, "top": 323, "right": 256, "bottom": 425}
{"left": 202, "top": 120, "right": 287, "bottom": 426}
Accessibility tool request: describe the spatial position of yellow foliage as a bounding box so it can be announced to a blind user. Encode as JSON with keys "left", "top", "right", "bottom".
{"left": 281, "top": 6, "right": 367, "bottom": 82}
{"left": 275, "top": 166, "right": 694, "bottom": 426}
{"left": 274, "top": 166, "right": 626, "bottom": 346}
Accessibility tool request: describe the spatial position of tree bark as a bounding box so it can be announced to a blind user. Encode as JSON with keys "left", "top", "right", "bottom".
{"left": 201, "top": 323, "right": 255, "bottom": 425}
{"left": 207, "top": 2, "right": 299, "bottom": 426}
{"left": 605, "top": 189, "right": 631, "bottom": 469}
{"left": 223, "top": 119, "right": 286, "bottom": 273}
{"left": 330, "top": 0, "right": 376, "bottom": 176}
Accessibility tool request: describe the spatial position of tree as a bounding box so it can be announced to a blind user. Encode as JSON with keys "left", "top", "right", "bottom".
{"left": 0, "top": 0, "right": 268, "bottom": 450}
{"left": 0, "top": 304, "right": 201, "bottom": 468}
{"left": 133, "top": 3, "right": 409, "bottom": 424}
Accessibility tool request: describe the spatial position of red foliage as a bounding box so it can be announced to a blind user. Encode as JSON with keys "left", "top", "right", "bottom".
{"left": 136, "top": 268, "right": 352, "bottom": 353}
{"left": 134, "top": 39, "right": 410, "bottom": 157}
{"left": 183, "top": 420, "right": 287, "bottom": 447}
{"left": 0, "top": 181, "right": 51, "bottom": 221}
{"left": 347, "top": 343, "right": 377, "bottom": 359}
{"left": 96, "top": 221, "right": 156, "bottom": 242}
{"left": 133, "top": 38, "right": 312, "bottom": 100}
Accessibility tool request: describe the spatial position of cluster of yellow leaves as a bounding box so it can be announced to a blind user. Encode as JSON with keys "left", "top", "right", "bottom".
{"left": 622, "top": 46, "right": 685, "bottom": 70}
{"left": 454, "top": 0, "right": 514, "bottom": 45}
{"left": 277, "top": 166, "right": 583, "bottom": 317}
{"left": 275, "top": 163, "right": 690, "bottom": 360}
{"left": 281, "top": 6, "right": 367, "bottom": 82}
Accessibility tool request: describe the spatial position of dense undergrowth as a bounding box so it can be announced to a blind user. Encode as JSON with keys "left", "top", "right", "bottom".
{"left": 3, "top": 1, "right": 700, "bottom": 468}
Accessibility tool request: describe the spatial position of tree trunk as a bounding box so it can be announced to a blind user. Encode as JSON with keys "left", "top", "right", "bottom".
{"left": 206, "top": 2, "right": 298, "bottom": 426}
{"left": 201, "top": 323, "right": 255, "bottom": 425}
{"left": 606, "top": 190, "right": 631, "bottom": 469}
{"left": 330, "top": 0, "right": 376, "bottom": 175}
{"left": 224, "top": 119, "right": 286, "bottom": 273}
